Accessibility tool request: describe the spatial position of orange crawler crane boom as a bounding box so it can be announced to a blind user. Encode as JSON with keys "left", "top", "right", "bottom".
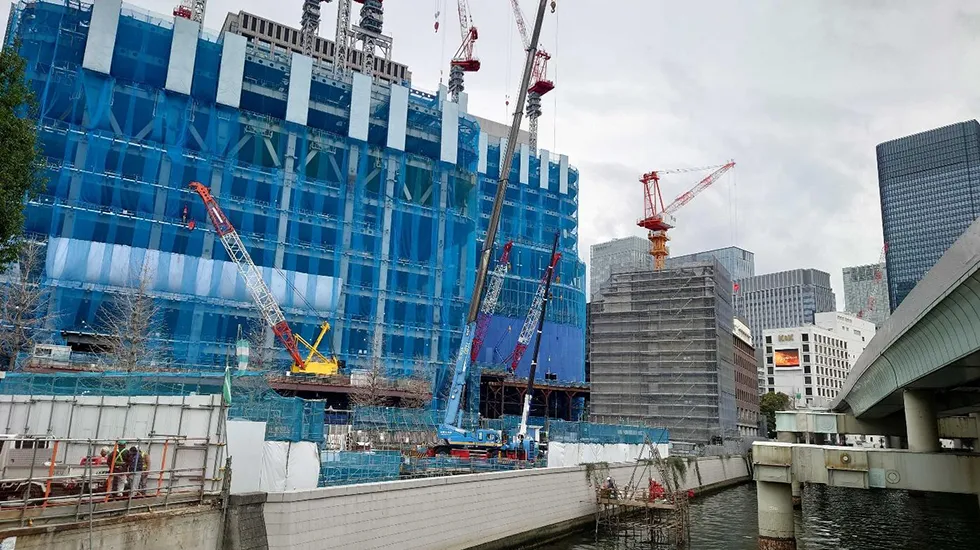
{"left": 637, "top": 161, "right": 735, "bottom": 270}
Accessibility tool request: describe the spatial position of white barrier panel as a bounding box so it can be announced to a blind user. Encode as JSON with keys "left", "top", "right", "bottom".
{"left": 259, "top": 441, "right": 320, "bottom": 492}
{"left": 227, "top": 420, "right": 267, "bottom": 494}
{"left": 286, "top": 53, "right": 313, "bottom": 125}
{"left": 387, "top": 84, "right": 409, "bottom": 151}
{"left": 0, "top": 394, "right": 226, "bottom": 493}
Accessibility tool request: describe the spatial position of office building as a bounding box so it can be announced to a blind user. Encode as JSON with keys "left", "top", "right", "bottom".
{"left": 734, "top": 269, "right": 836, "bottom": 352}
{"left": 842, "top": 263, "right": 889, "bottom": 328}
{"left": 7, "top": 1, "right": 586, "bottom": 381}
{"left": 590, "top": 261, "right": 737, "bottom": 443}
{"left": 666, "top": 246, "right": 755, "bottom": 281}
{"left": 762, "top": 312, "right": 875, "bottom": 408}
{"left": 814, "top": 312, "right": 876, "bottom": 366}
{"left": 733, "top": 318, "right": 760, "bottom": 437}
{"left": 878, "top": 121, "right": 980, "bottom": 311}
{"left": 589, "top": 236, "right": 654, "bottom": 300}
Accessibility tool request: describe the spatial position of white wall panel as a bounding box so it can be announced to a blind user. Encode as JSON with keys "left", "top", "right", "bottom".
{"left": 164, "top": 17, "right": 200, "bottom": 95}
{"left": 478, "top": 131, "right": 489, "bottom": 174}
{"left": 539, "top": 149, "right": 551, "bottom": 189}
{"left": 82, "top": 0, "right": 122, "bottom": 74}
{"left": 559, "top": 154, "right": 570, "bottom": 194}
{"left": 387, "top": 84, "right": 408, "bottom": 151}
{"left": 348, "top": 72, "right": 372, "bottom": 141}
{"left": 519, "top": 143, "right": 530, "bottom": 184}
{"left": 440, "top": 100, "right": 459, "bottom": 164}
{"left": 286, "top": 53, "right": 313, "bottom": 125}
{"left": 216, "top": 33, "right": 247, "bottom": 108}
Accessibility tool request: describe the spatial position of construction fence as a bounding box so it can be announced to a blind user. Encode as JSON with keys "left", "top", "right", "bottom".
{"left": 0, "top": 371, "right": 325, "bottom": 444}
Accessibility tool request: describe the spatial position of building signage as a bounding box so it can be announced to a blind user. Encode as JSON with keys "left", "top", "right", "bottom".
{"left": 777, "top": 334, "right": 794, "bottom": 343}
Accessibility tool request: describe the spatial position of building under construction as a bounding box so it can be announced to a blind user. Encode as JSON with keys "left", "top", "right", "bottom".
{"left": 6, "top": 0, "right": 585, "bottom": 382}
{"left": 589, "top": 261, "right": 737, "bottom": 443}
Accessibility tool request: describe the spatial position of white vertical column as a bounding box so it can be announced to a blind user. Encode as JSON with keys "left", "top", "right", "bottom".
{"left": 82, "top": 0, "right": 122, "bottom": 74}
{"left": 440, "top": 101, "right": 459, "bottom": 164}
{"left": 904, "top": 389, "right": 940, "bottom": 453}
{"left": 348, "top": 72, "right": 372, "bottom": 141}
{"left": 519, "top": 143, "right": 530, "bottom": 184}
{"left": 539, "top": 149, "right": 551, "bottom": 190}
{"left": 286, "top": 53, "right": 313, "bottom": 125}
{"left": 216, "top": 33, "right": 247, "bottom": 108}
{"left": 477, "top": 131, "right": 489, "bottom": 174}
{"left": 458, "top": 92, "right": 469, "bottom": 113}
{"left": 164, "top": 16, "right": 200, "bottom": 95}
{"left": 387, "top": 84, "right": 409, "bottom": 151}
{"left": 559, "top": 154, "right": 569, "bottom": 194}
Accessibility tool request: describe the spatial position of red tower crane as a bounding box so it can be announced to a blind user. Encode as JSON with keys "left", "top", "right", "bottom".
{"left": 509, "top": 0, "right": 555, "bottom": 153}
{"left": 637, "top": 161, "right": 736, "bottom": 270}
{"left": 448, "top": 0, "right": 480, "bottom": 103}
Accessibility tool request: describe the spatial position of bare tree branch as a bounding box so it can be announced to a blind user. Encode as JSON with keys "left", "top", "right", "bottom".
{"left": 243, "top": 319, "right": 275, "bottom": 372}
{"left": 0, "top": 239, "right": 58, "bottom": 370}
{"left": 349, "top": 361, "right": 390, "bottom": 408}
{"left": 96, "top": 268, "right": 169, "bottom": 373}
{"left": 397, "top": 361, "right": 434, "bottom": 409}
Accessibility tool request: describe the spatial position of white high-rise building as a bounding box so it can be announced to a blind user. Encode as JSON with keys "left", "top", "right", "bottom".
{"left": 842, "top": 263, "right": 889, "bottom": 328}
{"left": 589, "top": 236, "right": 654, "bottom": 300}
{"left": 762, "top": 312, "right": 875, "bottom": 408}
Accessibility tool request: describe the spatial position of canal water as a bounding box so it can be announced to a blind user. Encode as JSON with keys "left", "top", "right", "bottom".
{"left": 535, "top": 483, "right": 980, "bottom": 549}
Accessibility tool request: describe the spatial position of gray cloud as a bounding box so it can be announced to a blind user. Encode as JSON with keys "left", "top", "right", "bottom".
{"left": 6, "top": 0, "right": 980, "bottom": 308}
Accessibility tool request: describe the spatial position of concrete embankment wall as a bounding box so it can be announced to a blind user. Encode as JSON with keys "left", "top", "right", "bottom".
{"left": 262, "top": 456, "right": 749, "bottom": 550}
{"left": 1, "top": 506, "right": 221, "bottom": 550}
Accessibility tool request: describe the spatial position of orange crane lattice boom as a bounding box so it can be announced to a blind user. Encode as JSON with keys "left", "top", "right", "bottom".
{"left": 637, "top": 161, "right": 735, "bottom": 270}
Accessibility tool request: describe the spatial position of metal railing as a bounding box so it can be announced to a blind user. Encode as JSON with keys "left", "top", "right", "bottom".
{"left": 0, "top": 435, "right": 222, "bottom": 529}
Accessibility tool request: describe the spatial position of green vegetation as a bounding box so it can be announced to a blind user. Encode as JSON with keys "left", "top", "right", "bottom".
{"left": 760, "top": 391, "right": 791, "bottom": 438}
{"left": 0, "top": 43, "right": 46, "bottom": 267}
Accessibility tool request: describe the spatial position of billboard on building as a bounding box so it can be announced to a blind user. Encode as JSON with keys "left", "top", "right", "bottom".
{"left": 774, "top": 349, "right": 800, "bottom": 367}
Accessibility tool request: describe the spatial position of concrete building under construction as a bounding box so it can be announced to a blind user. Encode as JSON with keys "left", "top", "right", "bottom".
{"left": 6, "top": 0, "right": 586, "bottom": 383}
{"left": 589, "top": 261, "right": 737, "bottom": 443}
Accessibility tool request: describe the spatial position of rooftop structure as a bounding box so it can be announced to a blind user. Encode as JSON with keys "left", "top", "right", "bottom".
{"left": 590, "top": 261, "right": 737, "bottom": 443}
{"left": 666, "top": 246, "right": 755, "bottom": 281}
{"left": 7, "top": 0, "right": 584, "bottom": 381}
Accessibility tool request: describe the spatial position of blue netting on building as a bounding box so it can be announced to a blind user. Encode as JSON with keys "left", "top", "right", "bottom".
{"left": 0, "top": 371, "right": 325, "bottom": 442}
{"left": 350, "top": 405, "right": 478, "bottom": 430}
{"left": 548, "top": 421, "right": 669, "bottom": 445}
{"left": 9, "top": 0, "right": 479, "bottom": 377}
{"left": 320, "top": 450, "right": 402, "bottom": 486}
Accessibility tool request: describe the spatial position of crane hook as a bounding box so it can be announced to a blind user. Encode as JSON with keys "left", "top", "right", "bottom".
{"left": 550, "top": 1, "right": 556, "bottom": 13}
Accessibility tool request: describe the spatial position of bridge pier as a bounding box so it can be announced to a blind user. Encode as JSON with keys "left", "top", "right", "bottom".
{"left": 903, "top": 390, "right": 940, "bottom": 452}
{"left": 757, "top": 480, "right": 796, "bottom": 550}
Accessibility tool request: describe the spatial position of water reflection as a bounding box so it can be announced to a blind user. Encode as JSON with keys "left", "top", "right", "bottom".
{"left": 532, "top": 482, "right": 980, "bottom": 549}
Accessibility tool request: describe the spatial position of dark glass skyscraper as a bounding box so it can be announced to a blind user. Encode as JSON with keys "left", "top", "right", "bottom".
{"left": 878, "top": 121, "right": 980, "bottom": 311}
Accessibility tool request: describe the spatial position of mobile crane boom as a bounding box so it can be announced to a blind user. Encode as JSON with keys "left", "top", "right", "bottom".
{"left": 438, "top": 0, "right": 552, "bottom": 445}
{"left": 506, "top": 245, "right": 561, "bottom": 372}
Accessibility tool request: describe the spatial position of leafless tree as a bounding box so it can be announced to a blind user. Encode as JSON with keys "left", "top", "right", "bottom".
{"left": 97, "top": 269, "right": 168, "bottom": 372}
{"left": 398, "top": 361, "right": 434, "bottom": 409}
{"left": 0, "top": 240, "right": 57, "bottom": 370}
{"left": 349, "top": 360, "right": 390, "bottom": 408}
{"left": 242, "top": 319, "right": 275, "bottom": 372}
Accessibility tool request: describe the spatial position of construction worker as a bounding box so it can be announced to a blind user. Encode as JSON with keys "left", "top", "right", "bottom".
{"left": 135, "top": 447, "right": 150, "bottom": 495}
{"left": 109, "top": 442, "right": 127, "bottom": 496}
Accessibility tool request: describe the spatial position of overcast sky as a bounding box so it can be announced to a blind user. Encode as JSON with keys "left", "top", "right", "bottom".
{"left": 7, "top": 1, "right": 980, "bottom": 308}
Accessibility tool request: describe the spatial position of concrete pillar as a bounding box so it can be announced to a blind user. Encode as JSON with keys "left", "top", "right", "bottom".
{"left": 757, "top": 480, "right": 796, "bottom": 550}
{"left": 791, "top": 480, "right": 802, "bottom": 509}
{"left": 904, "top": 390, "right": 940, "bottom": 453}
{"left": 776, "top": 432, "right": 796, "bottom": 444}
{"left": 887, "top": 435, "right": 903, "bottom": 449}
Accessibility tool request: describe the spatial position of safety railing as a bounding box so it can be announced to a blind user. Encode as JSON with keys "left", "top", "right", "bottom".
{"left": 0, "top": 435, "right": 223, "bottom": 529}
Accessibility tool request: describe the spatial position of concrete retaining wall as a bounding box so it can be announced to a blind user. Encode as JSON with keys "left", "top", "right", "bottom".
{"left": 1, "top": 506, "right": 221, "bottom": 550}
{"left": 263, "top": 456, "right": 749, "bottom": 549}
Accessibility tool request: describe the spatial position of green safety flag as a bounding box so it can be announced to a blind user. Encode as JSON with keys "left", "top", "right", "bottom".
{"left": 222, "top": 365, "right": 233, "bottom": 406}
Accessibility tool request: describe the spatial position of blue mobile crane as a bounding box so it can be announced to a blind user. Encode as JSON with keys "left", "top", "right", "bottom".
{"left": 433, "top": 0, "right": 553, "bottom": 456}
